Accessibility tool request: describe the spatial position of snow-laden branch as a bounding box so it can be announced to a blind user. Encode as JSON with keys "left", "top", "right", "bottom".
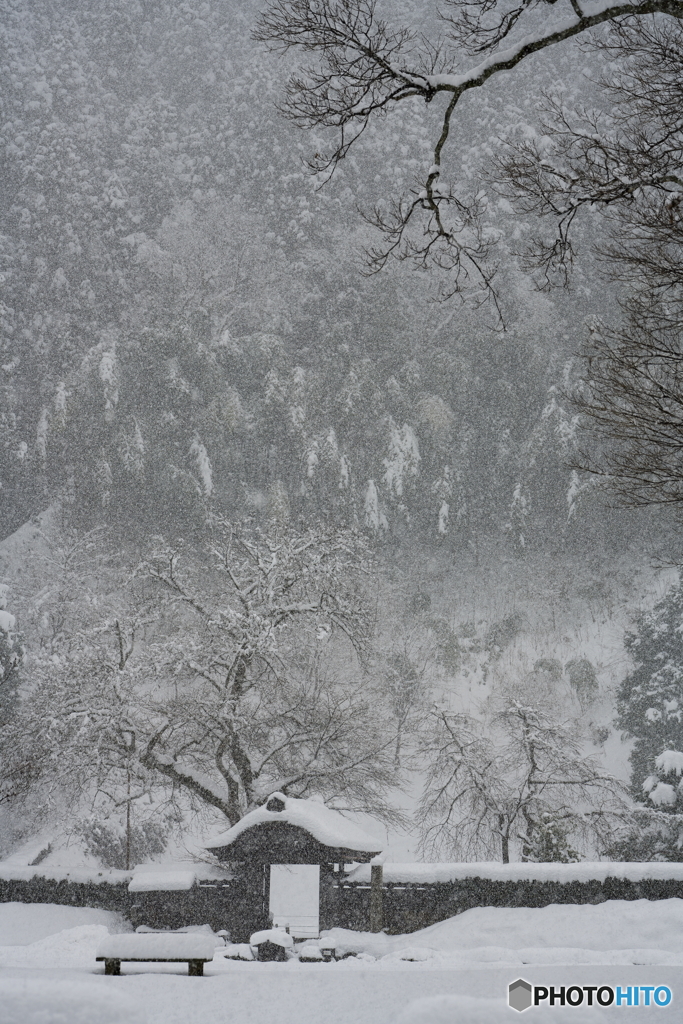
{"left": 425, "top": 0, "right": 683, "bottom": 94}
{"left": 417, "top": 702, "right": 626, "bottom": 861}
{"left": 256, "top": 0, "right": 683, "bottom": 314}
{"left": 139, "top": 743, "right": 235, "bottom": 821}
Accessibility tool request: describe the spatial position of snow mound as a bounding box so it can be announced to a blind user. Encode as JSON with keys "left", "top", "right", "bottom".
{"left": 324, "top": 898, "right": 683, "bottom": 959}
{"left": 250, "top": 927, "right": 294, "bottom": 949}
{"left": 0, "top": 903, "right": 128, "bottom": 946}
{"left": 0, "top": 977, "right": 148, "bottom": 1024}
{"left": 0, "top": 925, "right": 112, "bottom": 969}
{"left": 413, "top": 899, "right": 683, "bottom": 952}
{"left": 221, "top": 942, "right": 254, "bottom": 960}
{"left": 392, "top": 995, "right": 603, "bottom": 1024}
{"left": 382, "top": 947, "right": 436, "bottom": 963}
{"left": 298, "top": 943, "right": 323, "bottom": 960}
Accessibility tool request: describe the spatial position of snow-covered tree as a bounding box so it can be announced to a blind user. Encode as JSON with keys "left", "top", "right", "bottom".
{"left": 0, "top": 525, "right": 157, "bottom": 845}
{"left": 605, "top": 750, "right": 683, "bottom": 862}
{"left": 0, "top": 584, "right": 25, "bottom": 808}
{"left": 643, "top": 750, "right": 683, "bottom": 812}
{"left": 417, "top": 697, "right": 624, "bottom": 862}
{"left": 0, "top": 585, "right": 22, "bottom": 721}
{"left": 133, "top": 522, "right": 401, "bottom": 824}
{"left": 8, "top": 521, "right": 402, "bottom": 832}
{"left": 382, "top": 643, "right": 434, "bottom": 768}
{"left": 577, "top": 583, "right": 683, "bottom": 862}
{"left": 616, "top": 583, "right": 683, "bottom": 800}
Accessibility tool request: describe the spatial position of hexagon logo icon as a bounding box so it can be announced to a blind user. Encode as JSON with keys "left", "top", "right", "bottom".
{"left": 508, "top": 978, "right": 533, "bottom": 1012}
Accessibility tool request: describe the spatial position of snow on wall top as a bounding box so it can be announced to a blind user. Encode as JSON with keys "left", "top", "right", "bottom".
{"left": 204, "top": 793, "right": 383, "bottom": 854}
{"left": 0, "top": 865, "right": 133, "bottom": 885}
{"left": 128, "top": 868, "right": 196, "bottom": 892}
{"left": 0, "top": 860, "right": 232, "bottom": 887}
{"left": 346, "top": 862, "right": 683, "bottom": 884}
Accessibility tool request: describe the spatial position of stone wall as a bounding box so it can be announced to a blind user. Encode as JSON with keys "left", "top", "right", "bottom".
{"left": 334, "top": 876, "right": 683, "bottom": 934}
{"left": 4, "top": 869, "right": 683, "bottom": 939}
{"left": 0, "top": 873, "right": 266, "bottom": 941}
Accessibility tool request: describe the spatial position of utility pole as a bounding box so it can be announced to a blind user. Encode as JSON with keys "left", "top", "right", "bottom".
{"left": 369, "top": 863, "right": 383, "bottom": 932}
{"left": 125, "top": 768, "right": 131, "bottom": 871}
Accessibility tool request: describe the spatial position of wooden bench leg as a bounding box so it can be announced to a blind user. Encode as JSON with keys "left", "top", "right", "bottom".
{"left": 104, "top": 959, "right": 121, "bottom": 976}
{"left": 188, "top": 960, "right": 204, "bottom": 977}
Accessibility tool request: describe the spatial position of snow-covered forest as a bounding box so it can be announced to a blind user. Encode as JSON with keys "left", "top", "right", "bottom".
{"left": 1, "top": 0, "right": 683, "bottom": 872}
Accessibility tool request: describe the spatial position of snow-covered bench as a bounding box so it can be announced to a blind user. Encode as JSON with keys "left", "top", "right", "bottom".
{"left": 96, "top": 933, "right": 216, "bottom": 976}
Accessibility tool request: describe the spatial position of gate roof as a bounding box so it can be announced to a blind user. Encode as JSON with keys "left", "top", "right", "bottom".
{"left": 204, "top": 792, "right": 383, "bottom": 864}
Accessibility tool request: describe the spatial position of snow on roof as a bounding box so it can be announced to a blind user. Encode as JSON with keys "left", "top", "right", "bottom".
{"left": 204, "top": 793, "right": 383, "bottom": 854}
{"left": 346, "top": 861, "right": 683, "bottom": 885}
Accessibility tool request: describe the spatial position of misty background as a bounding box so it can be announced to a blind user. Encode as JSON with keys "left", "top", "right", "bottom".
{"left": 0, "top": 0, "right": 678, "bottom": 868}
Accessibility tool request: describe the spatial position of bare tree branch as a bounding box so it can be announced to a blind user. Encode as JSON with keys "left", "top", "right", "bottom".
{"left": 256, "top": 0, "right": 683, "bottom": 312}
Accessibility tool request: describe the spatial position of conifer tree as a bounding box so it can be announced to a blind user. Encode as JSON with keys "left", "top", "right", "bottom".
{"left": 617, "top": 583, "right": 683, "bottom": 800}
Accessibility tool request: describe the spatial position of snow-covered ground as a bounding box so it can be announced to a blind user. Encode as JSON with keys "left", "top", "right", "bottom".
{"left": 2, "top": 900, "right": 683, "bottom": 1022}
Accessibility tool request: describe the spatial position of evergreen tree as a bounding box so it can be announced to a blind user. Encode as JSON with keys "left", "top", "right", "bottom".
{"left": 0, "top": 584, "right": 26, "bottom": 810}
{"left": 0, "top": 585, "right": 23, "bottom": 725}
{"left": 617, "top": 583, "right": 683, "bottom": 801}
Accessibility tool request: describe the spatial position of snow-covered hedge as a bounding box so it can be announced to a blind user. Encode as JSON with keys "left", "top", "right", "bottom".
{"left": 0, "top": 871, "right": 132, "bottom": 918}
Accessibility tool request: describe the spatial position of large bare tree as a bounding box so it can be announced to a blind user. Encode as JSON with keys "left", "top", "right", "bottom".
{"left": 255, "top": 0, "right": 683, "bottom": 310}
{"left": 417, "top": 698, "right": 625, "bottom": 862}
{"left": 4, "top": 521, "right": 403, "bottom": 834}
